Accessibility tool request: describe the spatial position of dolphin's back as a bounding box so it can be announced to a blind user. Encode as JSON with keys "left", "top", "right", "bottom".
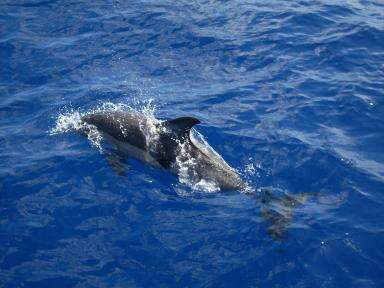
{"left": 82, "top": 111, "right": 147, "bottom": 150}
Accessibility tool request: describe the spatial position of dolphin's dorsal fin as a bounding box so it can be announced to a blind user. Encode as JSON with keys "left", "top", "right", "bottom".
{"left": 162, "top": 117, "right": 200, "bottom": 139}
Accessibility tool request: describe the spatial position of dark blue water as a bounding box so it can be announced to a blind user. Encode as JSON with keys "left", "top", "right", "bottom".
{"left": 1, "top": 0, "right": 384, "bottom": 287}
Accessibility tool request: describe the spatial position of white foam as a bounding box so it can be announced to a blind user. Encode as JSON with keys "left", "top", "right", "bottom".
{"left": 50, "top": 100, "right": 158, "bottom": 151}
{"left": 50, "top": 109, "right": 83, "bottom": 134}
{"left": 50, "top": 109, "right": 104, "bottom": 150}
{"left": 193, "top": 179, "right": 220, "bottom": 193}
{"left": 234, "top": 157, "right": 262, "bottom": 194}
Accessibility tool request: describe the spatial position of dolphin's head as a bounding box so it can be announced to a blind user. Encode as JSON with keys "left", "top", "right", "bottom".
{"left": 81, "top": 112, "right": 112, "bottom": 131}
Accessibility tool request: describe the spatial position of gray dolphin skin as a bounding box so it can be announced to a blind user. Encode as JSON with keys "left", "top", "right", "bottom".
{"left": 81, "top": 111, "right": 246, "bottom": 190}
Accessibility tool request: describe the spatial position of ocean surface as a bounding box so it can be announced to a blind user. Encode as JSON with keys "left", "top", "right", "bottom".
{"left": 1, "top": 0, "right": 384, "bottom": 287}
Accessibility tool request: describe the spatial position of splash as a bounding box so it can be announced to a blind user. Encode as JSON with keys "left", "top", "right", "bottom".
{"left": 50, "top": 100, "right": 157, "bottom": 151}
{"left": 237, "top": 157, "right": 262, "bottom": 194}
{"left": 50, "top": 109, "right": 103, "bottom": 150}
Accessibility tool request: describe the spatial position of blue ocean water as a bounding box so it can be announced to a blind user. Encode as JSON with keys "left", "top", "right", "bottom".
{"left": 1, "top": 0, "right": 384, "bottom": 287}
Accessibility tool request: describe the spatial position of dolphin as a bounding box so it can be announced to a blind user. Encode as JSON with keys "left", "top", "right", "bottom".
{"left": 81, "top": 110, "right": 246, "bottom": 190}
{"left": 77, "top": 110, "right": 320, "bottom": 239}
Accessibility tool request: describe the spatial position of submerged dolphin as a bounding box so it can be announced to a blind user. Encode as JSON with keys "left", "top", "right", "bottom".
{"left": 257, "top": 187, "right": 318, "bottom": 239}
{"left": 81, "top": 110, "right": 245, "bottom": 190}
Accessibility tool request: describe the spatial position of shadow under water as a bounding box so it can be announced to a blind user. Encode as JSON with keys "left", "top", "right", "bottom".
{"left": 256, "top": 187, "right": 318, "bottom": 239}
